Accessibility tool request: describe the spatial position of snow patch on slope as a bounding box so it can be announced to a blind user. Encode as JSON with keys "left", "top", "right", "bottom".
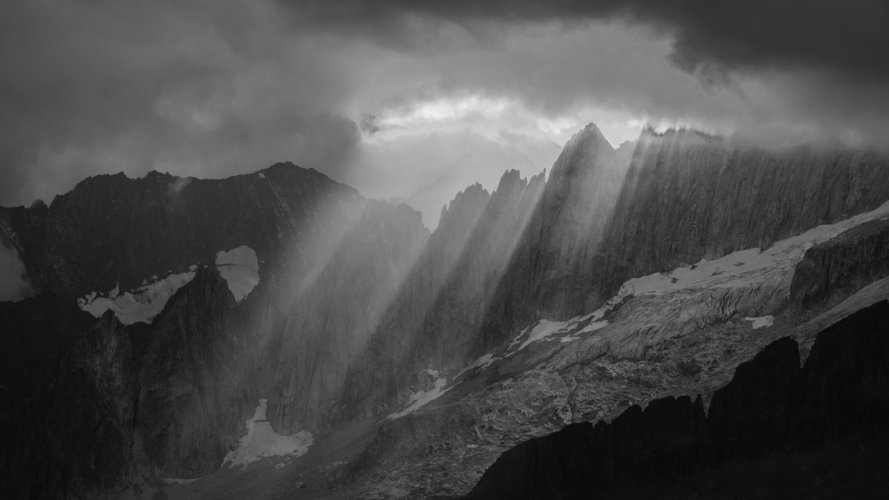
{"left": 455, "top": 353, "right": 497, "bottom": 380}
{"left": 498, "top": 200, "right": 889, "bottom": 356}
{"left": 745, "top": 316, "right": 774, "bottom": 329}
{"left": 215, "top": 245, "right": 259, "bottom": 302}
{"left": 223, "top": 399, "right": 313, "bottom": 468}
{"left": 613, "top": 200, "right": 889, "bottom": 303}
{"left": 78, "top": 271, "right": 197, "bottom": 325}
{"left": 78, "top": 245, "right": 260, "bottom": 323}
{"left": 508, "top": 309, "right": 608, "bottom": 353}
{"left": 517, "top": 320, "right": 573, "bottom": 351}
{"left": 388, "top": 376, "right": 452, "bottom": 419}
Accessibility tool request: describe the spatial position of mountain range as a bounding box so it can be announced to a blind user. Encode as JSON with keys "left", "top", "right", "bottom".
{"left": 3, "top": 123, "right": 889, "bottom": 499}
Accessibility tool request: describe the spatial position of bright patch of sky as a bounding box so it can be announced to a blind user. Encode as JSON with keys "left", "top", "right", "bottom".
{"left": 0, "top": 242, "right": 33, "bottom": 302}
{"left": 215, "top": 245, "right": 260, "bottom": 303}
{"left": 364, "top": 94, "right": 645, "bottom": 150}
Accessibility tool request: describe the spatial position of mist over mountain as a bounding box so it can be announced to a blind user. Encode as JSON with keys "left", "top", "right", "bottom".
{"left": 3, "top": 120, "right": 889, "bottom": 499}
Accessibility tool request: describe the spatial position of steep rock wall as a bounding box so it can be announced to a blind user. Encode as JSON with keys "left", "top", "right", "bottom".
{"left": 597, "top": 128, "right": 889, "bottom": 296}
{"left": 790, "top": 218, "right": 889, "bottom": 309}
{"left": 0, "top": 296, "right": 138, "bottom": 498}
{"left": 477, "top": 124, "right": 633, "bottom": 350}
{"left": 0, "top": 163, "right": 365, "bottom": 300}
{"left": 466, "top": 301, "right": 889, "bottom": 499}
{"left": 338, "top": 183, "right": 493, "bottom": 420}
{"left": 266, "top": 201, "right": 429, "bottom": 433}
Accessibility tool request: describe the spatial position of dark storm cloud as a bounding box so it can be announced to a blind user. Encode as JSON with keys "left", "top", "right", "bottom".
{"left": 283, "top": 0, "right": 889, "bottom": 85}
{"left": 2, "top": 0, "right": 887, "bottom": 208}
{"left": 0, "top": 0, "right": 363, "bottom": 206}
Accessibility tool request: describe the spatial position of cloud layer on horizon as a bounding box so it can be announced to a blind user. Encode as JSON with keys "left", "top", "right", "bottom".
{"left": 1, "top": 0, "right": 887, "bottom": 223}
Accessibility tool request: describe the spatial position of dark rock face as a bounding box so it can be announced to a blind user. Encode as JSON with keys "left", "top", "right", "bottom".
{"left": 266, "top": 201, "right": 428, "bottom": 433}
{"left": 0, "top": 163, "right": 365, "bottom": 299}
{"left": 340, "top": 171, "right": 548, "bottom": 421}
{"left": 790, "top": 218, "right": 889, "bottom": 309}
{"left": 792, "top": 299, "right": 889, "bottom": 445}
{"left": 478, "top": 125, "right": 633, "bottom": 348}
{"left": 339, "top": 183, "right": 492, "bottom": 420}
{"left": 465, "top": 301, "right": 889, "bottom": 499}
{"left": 0, "top": 164, "right": 433, "bottom": 494}
{"left": 6, "top": 127, "right": 889, "bottom": 498}
{"left": 596, "top": 128, "right": 889, "bottom": 297}
{"left": 707, "top": 337, "right": 800, "bottom": 459}
{"left": 333, "top": 125, "right": 889, "bottom": 425}
{"left": 467, "top": 395, "right": 709, "bottom": 500}
{"left": 415, "top": 170, "right": 545, "bottom": 370}
{"left": 0, "top": 296, "right": 137, "bottom": 499}
{"left": 135, "top": 266, "right": 264, "bottom": 477}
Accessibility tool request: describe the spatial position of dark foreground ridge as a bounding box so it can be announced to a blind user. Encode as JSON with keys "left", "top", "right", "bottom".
{"left": 465, "top": 301, "right": 889, "bottom": 499}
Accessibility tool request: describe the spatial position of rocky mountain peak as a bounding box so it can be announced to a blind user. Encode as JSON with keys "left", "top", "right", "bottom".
{"left": 437, "top": 183, "right": 491, "bottom": 236}
{"left": 544, "top": 121, "right": 621, "bottom": 195}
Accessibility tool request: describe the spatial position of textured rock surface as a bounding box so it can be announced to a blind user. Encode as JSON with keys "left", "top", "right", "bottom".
{"left": 0, "top": 163, "right": 364, "bottom": 300}
{"left": 790, "top": 218, "right": 889, "bottom": 309}
{"left": 0, "top": 164, "right": 432, "bottom": 495}
{"left": 267, "top": 201, "right": 428, "bottom": 433}
{"left": 596, "top": 128, "right": 889, "bottom": 297}
{"left": 136, "top": 266, "right": 264, "bottom": 477}
{"left": 0, "top": 296, "right": 137, "bottom": 499}
{"left": 707, "top": 337, "right": 800, "bottom": 459}
{"left": 307, "top": 198, "right": 889, "bottom": 500}
{"left": 465, "top": 301, "right": 889, "bottom": 499}
{"left": 479, "top": 124, "right": 633, "bottom": 348}
{"left": 6, "top": 124, "right": 889, "bottom": 499}
{"left": 340, "top": 170, "right": 546, "bottom": 422}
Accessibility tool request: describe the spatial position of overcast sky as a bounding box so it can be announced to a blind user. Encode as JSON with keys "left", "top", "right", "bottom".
{"left": 2, "top": 0, "right": 887, "bottom": 226}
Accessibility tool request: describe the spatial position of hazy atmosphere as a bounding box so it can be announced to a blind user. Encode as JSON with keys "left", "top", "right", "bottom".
{"left": 5, "top": 2, "right": 889, "bottom": 499}
{"left": 4, "top": 0, "right": 887, "bottom": 225}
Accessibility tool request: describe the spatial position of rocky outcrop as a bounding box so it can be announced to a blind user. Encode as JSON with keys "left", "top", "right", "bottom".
{"left": 465, "top": 394, "right": 710, "bottom": 500}
{"left": 266, "top": 201, "right": 428, "bottom": 433}
{"left": 135, "top": 266, "right": 269, "bottom": 477}
{"left": 465, "top": 300, "right": 889, "bottom": 499}
{"left": 596, "top": 128, "right": 889, "bottom": 297}
{"left": 0, "top": 296, "right": 137, "bottom": 499}
{"left": 790, "top": 218, "right": 889, "bottom": 309}
{"left": 792, "top": 299, "right": 889, "bottom": 446}
{"left": 414, "top": 170, "right": 545, "bottom": 370}
{"left": 338, "top": 183, "right": 492, "bottom": 420}
{"left": 706, "top": 337, "right": 800, "bottom": 459}
{"left": 0, "top": 163, "right": 435, "bottom": 495}
{"left": 339, "top": 171, "right": 548, "bottom": 421}
{"left": 337, "top": 124, "right": 889, "bottom": 425}
{"left": 478, "top": 125, "right": 633, "bottom": 348}
{"left": 0, "top": 163, "right": 365, "bottom": 300}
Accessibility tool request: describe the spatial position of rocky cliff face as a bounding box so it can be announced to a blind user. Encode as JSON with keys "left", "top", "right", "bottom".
{"left": 790, "top": 218, "right": 889, "bottom": 310}
{"left": 0, "top": 163, "right": 365, "bottom": 300}
{"left": 0, "top": 163, "right": 432, "bottom": 495}
{"left": 0, "top": 296, "right": 137, "bottom": 499}
{"left": 339, "top": 170, "right": 548, "bottom": 421}
{"left": 7, "top": 124, "right": 889, "bottom": 499}
{"left": 135, "top": 266, "right": 266, "bottom": 477}
{"left": 596, "top": 128, "right": 889, "bottom": 296}
{"left": 465, "top": 301, "right": 889, "bottom": 499}
{"left": 266, "top": 201, "right": 428, "bottom": 433}
{"left": 338, "top": 183, "right": 492, "bottom": 420}
{"left": 478, "top": 124, "right": 633, "bottom": 349}
{"left": 415, "top": 170, "right": 546, "bottom": 371}
{"left": 468, "top": 125, "right": 889, "bottom": 354}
